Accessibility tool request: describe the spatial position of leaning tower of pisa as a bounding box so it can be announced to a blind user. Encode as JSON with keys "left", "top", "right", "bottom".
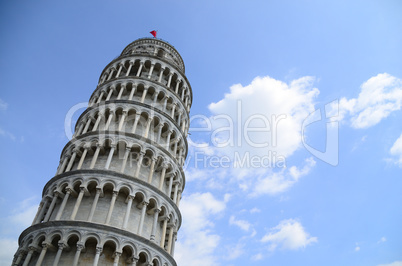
{"left": 13, "top": 37, "right": 191, "bottom": 266}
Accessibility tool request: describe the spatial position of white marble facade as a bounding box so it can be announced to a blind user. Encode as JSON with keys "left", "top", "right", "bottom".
{"left": 13, "top": 38, "right": 192, "bottom": 266}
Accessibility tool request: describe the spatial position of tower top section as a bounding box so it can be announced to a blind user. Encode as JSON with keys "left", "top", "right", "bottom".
{"left": 121, "top": 38, "right": 186, "bottom": 73}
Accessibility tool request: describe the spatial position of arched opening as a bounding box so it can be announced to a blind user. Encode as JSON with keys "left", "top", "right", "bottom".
{"left": 137, "top": 251, "right": 149, "bottom": 266}
{"left": 80, "top": 237, "right": 98, "bottom": 263}
{"left": 100, "top": 240, "right": 117, "bottom": 264}
{"left": 157, "top": 49, "right": 165, "bottom": 58}
{"left": 121, "top": 245, "right": 134, "bottom": 265}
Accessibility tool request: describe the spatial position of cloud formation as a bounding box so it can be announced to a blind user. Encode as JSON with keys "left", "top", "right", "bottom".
{"left": 229, "top": 215, "right": 252, "bottom": 232}
{"left": 187, "top": 75, "right": 320, "bottom": 197}
{"left": 337, "top": 73, "right": 402, "bottom": 128}
{"left": 175, "top": 192, "right": 227, "bottom": 266}
{"left": 207, "top": 75, "right": 319, "bottom": 158}
{"left": 0, "top": 238, "right": 18, "bottom": 265}
{"left": 390, "top": 134, "right": 402, "bottom": 167}
{"left": 261, "top": 219, "right": 317, "bottom": 251}
{"left": 251, "top": 157, "right": 316, "bottom": 197}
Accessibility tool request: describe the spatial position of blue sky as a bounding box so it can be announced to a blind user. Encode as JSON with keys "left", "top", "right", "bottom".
{"left": 1, "top": 0, "right": 401, "bottom": 265}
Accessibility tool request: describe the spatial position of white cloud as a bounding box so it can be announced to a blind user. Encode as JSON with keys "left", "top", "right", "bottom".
{"left": 390, "top": 133, "right": 402, "bottom": 166}
{"left": 355, "top": 245, "right": 360, "bottom": 252}
{"left": 261, "top": 219, "right": 317, "bottom": 251}
{"left": 252, "top": 253, "right": 263, "bottom": 261}
{"left": 336, "top": 73, "right": 402, "bottom": 128}
{"left": 225, "top": 243, "right": 245, "bottom": 260}
{"left": 250, "top": 207, "right": 261, "bottom": 213}
{"left": 186, "top": 75, "right": 320, "bottom": 198}
{"left": 0, "top": 127, "right": 16, "bottom": 141}
{"left": 251, "top": 157, "right": 316, "bottom": 197}
{"left": 9, "top": 204, "right": 38, "bottom": 228}
{"left": 351, "top": 135, "right": 368, "bottom": 152}
{"left": 0, "top": 98, "right": 8, "bottom": 111}
{"left": 175, "top": 192, "right": 227, "bottom": 266}
{"left": 378, "top": 237, "right": 387, "bottom": 244}
{"left": 2, "top": 197, "right": 39, "bottom": 235}
{"left": 207, "top": 75, "right": 319, "bottom": 159}
{"left": 0, "top": 238, "right": 18, "bottom": 265}
{"left": 229, "top": 215, "right": 251, "bottom": 232}
{"left": 378, "top": 261, "right": 402, "bottom": 266}
{"left": 0, "top": 197, "right": 38, "bottom": 264}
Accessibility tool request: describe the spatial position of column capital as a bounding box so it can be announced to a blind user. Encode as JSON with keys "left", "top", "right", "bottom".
{"left": 28, "top": 245, "right": 38, "bottom": 252}
{"left": 76, "top": 242, "right": 85, "bottom": 251}
{"left": 95, "top": 246, "right": 103, "bottom": 253}
{"left": 128, "top": 256, "right": 139, "bottom": 263}
{"left": 158, "top": 215, "right": 169, "bottom": 222}
{"left": 112, "top": 190, "right": 119, "bottom": 196}
{"left": 44, "top": 194, "right": 53, "bottom": 200}
{"left": 73, "top": 147, "right": 81, "bottom": 153}
{"left": 113, "top": 251, "right": 122, "bottom": 258}
{"left": 127, "top": 194, "right": 135, "bottom": 201}
{"left": 65, "top": 187, "right": 74, "bottom": 194}
{"left": 167, "top": 222, "right": 176, "bottom": 228}
{"left": 58, "top": 242, "right": 67, "bottom": 250}
{"left": 54, "top": 189, "right": 64, "bottom": 198}
{"left": 42, "top": 242, "right": 51, "bottom": 249}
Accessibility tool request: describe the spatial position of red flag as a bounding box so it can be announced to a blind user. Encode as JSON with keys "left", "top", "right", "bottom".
{"left": 150, "top": 30, "right": 157, "bottom": 38}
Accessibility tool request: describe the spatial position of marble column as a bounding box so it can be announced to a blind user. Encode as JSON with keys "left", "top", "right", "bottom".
{"left": 105, "top": 191, "right": 119, "bottom": 224}
{"left": 87, "top": 188, "right": 102, "bottom": 222}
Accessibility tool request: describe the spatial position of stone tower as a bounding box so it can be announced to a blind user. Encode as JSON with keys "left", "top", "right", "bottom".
{"left": 13, "top": 37, "right": 191, "bottom": 266}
